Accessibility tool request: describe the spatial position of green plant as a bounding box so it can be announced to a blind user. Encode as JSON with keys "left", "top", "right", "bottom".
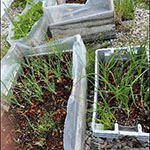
{"left": 96, "top": 102, "right": 116, "bottom": 130}
{"left": 95, "top": 42, "right": 149, "bottom": 129}
{"left": 11, "top": 1, "right": 43, "bottom": 40}
{"left": 114, "top": 0, "right": 136, "bottom": 24}
{"left": 86, "top": 44, "right": 95, "bottom": 74}
{"left": 1, "top": 39, "right": 74, "bottom": 148}
{"left": 1, "top": 36, "right": 11, "bottom": 59}
{"left": 11, "top": 0, "right": 33, "bottom": 9}
{"left": 134, "top": 0, "right": 150, "bottom": 9}
{"left": 37, "top": 112, "right": 56, "bottom": 136}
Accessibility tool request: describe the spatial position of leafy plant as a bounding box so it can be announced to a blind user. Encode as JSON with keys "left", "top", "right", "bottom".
{"left": 11, "top": 1, "right": 43, "bottom": 40}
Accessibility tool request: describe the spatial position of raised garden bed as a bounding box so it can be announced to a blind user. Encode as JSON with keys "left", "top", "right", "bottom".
{"left": 92, "top": 46, "right": 150, "bottom": 142}
{"left": 43, "top": 0, "right": 116, "bottom": 42}
{"left": 1, "top": 52, "right": 73, "bottom": 149}
{"left": 1, "top": 35, "right": 87, "bottom": 150}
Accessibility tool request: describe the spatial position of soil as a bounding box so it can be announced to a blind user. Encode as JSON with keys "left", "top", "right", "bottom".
{"left": 1, "top": 53, "right": 73, "bottom": 150}
{"left": 66, "top": 0, "right": 87, "bottom": 4}
{"left": 97, "top": 60, "right": 150, "bottom": 132}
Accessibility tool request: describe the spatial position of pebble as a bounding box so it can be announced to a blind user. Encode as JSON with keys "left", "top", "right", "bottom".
{"left": 94, "top": 138, "right": 104, "bottom": 144}
{"left": 111, "top": 145, "right": 118, "bottom": 149}
{"left": 128, "top": 141, "right": 133, "bottom": 147}
{"left": 123, "top": 146, "right": 131, "bottom": 150}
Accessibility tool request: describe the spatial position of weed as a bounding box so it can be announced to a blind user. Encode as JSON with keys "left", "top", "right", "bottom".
{"left": 1, "top": 36, "right": 11, "bottom": 59}
{"left": 37, "top": 112, "right": 56, "bottom": 136}
{"left": 86, "top": 44, "right": 95, "bottom": 74}
{"left": 114, "top": 0, "right": 136, "bottom": 24}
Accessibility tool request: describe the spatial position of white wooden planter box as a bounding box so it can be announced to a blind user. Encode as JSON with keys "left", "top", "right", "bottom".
{"left": 43, "top": 0, "right": 116, "bottom": 42}
{"left": 92, "top": 46, "right": 150, "bottom": 142}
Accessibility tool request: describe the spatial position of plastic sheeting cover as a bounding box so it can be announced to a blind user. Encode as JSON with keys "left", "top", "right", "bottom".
{"left": 43, "top": 0, "right": 113, "bottom": 25}
{"left": 1, "top": 34, "right": 87, "bottom": 150}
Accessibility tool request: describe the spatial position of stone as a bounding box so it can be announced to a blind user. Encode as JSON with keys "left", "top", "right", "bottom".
{"left": 111, "top": 145, "right": 118, "bottom": 150}
{"left": 123, "top": 146, "right": 130, "bottom": 150}
{"left": 91, "top": 141, "right": 99, "bottom": 150}
{"left": 93, "top": 138, "right": 104, "bottom": 144}
{"left": 127, "top": 141, "right": 133, "bottom": 148}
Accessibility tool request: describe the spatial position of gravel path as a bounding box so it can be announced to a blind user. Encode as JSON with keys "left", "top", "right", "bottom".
{"left": 110, "top": 7, "right": 149, "bottom": 47}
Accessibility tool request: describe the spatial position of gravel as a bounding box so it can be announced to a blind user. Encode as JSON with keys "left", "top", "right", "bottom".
{"left": 84, "top": 131, "right": 150, "bottom": 150}
{"left": 1, "top": 5, "right": 23, "bottom": 37}
{"left": 111, "top": 7, "right": 149, "bottom": 47}
{"left": 1, "top": 4, "right": 23, "bottom": 57}
{"left": 94, "top": 7, "right": 149, "bottom": 49}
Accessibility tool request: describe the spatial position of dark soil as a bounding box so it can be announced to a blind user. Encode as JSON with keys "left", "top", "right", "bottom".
{"left": 66, "top": 0, "right": 87, "bottom": 4}
{"left": 1, "top": 53, "right": 73, "bottom": 150}
{"left": 97, "top": 60, "right": 150, "bottom": 133}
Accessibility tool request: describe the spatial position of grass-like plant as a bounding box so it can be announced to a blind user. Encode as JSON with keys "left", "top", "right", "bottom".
{"left": 1, "top": 36, "right": 10, "bottom": 59}
{"left": 10, "top": 50, "right": 72, "bottom": 105}
{"left": 114, "top": 0, "right": 136, "bottom": 24}
{"left": 37, "top": 111, "right": 56, "bottom": 136}
{"left": 96, "top": 42, "right": 149, "bottom": 130}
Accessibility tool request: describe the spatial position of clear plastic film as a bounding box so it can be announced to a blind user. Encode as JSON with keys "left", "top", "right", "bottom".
{"left": 43, "top": 0, "right": 112, "bottom": 25}
{"left": 43, "top": 0, "right": 115, "bottom": 41}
